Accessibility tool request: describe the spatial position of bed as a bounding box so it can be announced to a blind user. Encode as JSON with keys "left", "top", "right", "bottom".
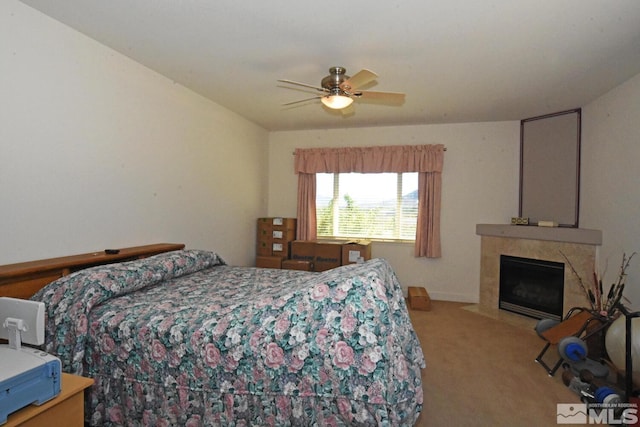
{"left": 3, "top": 245, "right": 425, "bottom": 426}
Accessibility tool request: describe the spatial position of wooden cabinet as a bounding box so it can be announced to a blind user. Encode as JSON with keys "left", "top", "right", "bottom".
{"left": 4, "top": 373, "right": 94, "bottom": 427}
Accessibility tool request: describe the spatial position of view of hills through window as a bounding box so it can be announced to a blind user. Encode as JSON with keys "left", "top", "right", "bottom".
{"left": 316, "top": 172, "right": 418, "bottom": 240}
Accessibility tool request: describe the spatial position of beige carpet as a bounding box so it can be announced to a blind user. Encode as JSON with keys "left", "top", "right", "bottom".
{"left": 409, "top": 301, "right": 584, "bottom": 427}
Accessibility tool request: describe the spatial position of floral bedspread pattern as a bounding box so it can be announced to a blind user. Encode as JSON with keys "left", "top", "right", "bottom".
{"left": 32, "top": 250, "right": 425, "bottom": 426}
{"left": 32, "top": 250, "right": 226, "bottom": 375}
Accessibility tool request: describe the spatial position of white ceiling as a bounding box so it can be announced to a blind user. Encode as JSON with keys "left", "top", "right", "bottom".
{"left": 19, "top": 0, "right": 640, "bottom": 131}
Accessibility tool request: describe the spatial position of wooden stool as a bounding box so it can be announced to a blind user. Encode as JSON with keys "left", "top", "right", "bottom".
{"left": 408, "top": 286, "right": 431, "bottom": 311}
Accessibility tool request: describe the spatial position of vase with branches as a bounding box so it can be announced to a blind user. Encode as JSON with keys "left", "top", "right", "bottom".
{"left": 560, "top": 251, "right": 636, "bottom": 317}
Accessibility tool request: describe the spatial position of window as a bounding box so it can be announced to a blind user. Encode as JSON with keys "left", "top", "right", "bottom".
{"left": 316, "top": 172, "right": 418, "bottom": 241}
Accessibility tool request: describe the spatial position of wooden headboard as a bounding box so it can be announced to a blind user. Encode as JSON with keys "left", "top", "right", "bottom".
{"left": 0, "top": 243, "right": 185, "bottom": 299}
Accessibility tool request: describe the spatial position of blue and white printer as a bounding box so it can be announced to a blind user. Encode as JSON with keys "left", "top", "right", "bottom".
{"left": 0, "top": 297, "right": 61, "bottom": 425}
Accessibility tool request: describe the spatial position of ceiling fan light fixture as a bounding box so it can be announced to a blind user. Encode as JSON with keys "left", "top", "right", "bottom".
{"left": 279, "top": 66, "right": 403, "bottom": 111}
{"left": 321, "top": 95, "right": 353, "bottom": 109}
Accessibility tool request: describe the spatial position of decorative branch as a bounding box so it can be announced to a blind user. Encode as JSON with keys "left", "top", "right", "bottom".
{"left": 560, "top": 250, "right": 595, "bottom": 310}
{"left": 560, "top": 250, "right": 636, "bottom": 316}
{"left": 604, "top": 252, "right": 636, "bottom": 312}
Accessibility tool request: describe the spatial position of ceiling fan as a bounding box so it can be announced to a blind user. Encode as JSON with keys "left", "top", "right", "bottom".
{"left": 278, "top": 67, "right": 405, "bottom": 110}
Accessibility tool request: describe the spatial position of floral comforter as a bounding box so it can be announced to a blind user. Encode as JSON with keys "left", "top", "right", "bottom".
{"left": 32, "top": 250, "right": 425, "bottom": 426}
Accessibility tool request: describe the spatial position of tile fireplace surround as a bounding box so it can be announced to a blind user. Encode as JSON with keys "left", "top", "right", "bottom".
{"left": 476, "top": 224, "right": 602, "bottom": 320}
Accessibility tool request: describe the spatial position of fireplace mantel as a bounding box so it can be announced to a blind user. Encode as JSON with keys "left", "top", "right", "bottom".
{"left": 476, "top": 224, "right": 602, "bottom": 245}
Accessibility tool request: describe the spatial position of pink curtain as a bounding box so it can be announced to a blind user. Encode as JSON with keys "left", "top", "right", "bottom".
{"left": 414, "top": 171, "right": 442, "bottom": 257}
{"left": 294, "top": 145, "right": 444, "bottom": 258}
{"left": 296, "top": 173, "right": 317, "bottom": 241}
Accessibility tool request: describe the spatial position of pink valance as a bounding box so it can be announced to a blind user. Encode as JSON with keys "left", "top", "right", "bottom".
{"left": 294, "top": 144, "right": 445, "bottom": 174}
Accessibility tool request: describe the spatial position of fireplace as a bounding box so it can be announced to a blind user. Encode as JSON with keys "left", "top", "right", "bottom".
{"left": 499, "top": 255, "right": 564, "bottom": 321}
{"left": 476, "top": 224, "right": 600, "bottom": 323}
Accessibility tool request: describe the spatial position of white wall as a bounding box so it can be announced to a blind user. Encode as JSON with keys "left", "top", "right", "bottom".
{"left": 268, "top": 71, "right": 640, "bottom": 304}
{"left": 268, "top": 123, "right": 520, "bottom": 300}
{"left": 7, "top": 0, "right": 637, "bottom": 305}
{"left": 0, "top": 1, "right": 268, "bottom": 266}
{"left": 581, "top": 72, "right": 640, "bottom": 307}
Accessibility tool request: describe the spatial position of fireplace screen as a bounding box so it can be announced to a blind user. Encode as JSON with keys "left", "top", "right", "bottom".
{"left": 499, "top": 255, "right": 564, "bottom": 320}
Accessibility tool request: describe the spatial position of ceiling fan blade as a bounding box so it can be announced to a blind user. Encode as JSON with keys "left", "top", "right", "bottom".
{"left": 278, "top": 79, "right": 328, "bottom": 93}
{"left": 282, "top": 96, "right": 322, "bottom": 106}
{"left": 340, "top": 69, "right": 378, "bottom": 91}
{"left": 356, "top": 90, "right": 406, "bottom": 103}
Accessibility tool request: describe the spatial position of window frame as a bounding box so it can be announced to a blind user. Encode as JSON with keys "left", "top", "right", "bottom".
{"left": 316, "top": 172, "right": 417, "bottom": 242}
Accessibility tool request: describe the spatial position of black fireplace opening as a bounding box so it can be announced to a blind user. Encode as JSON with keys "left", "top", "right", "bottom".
{"left": 499, "top": 255, "right": 564, "bottom": 321}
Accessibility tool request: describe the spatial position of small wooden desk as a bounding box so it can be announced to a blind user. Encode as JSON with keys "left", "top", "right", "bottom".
{"left": 5, "top": 373, "right": 94, "bottom": 427}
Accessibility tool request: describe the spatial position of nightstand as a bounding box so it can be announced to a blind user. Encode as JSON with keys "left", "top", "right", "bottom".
{"left": 5, "top": 373, "right": 93, "bottom": 427}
